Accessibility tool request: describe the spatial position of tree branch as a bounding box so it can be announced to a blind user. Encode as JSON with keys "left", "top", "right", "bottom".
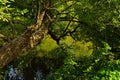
{"left": 0, "top": 24, "right": 48, "bottom": 67}
{"left": 0, "top": 34, "right": 9, "bottom": 42}
{"left": 0, "top": 0, "right": 53, "bottom": 67}
{"left": 48, "top": 17, "right": 74, "bottom": 44}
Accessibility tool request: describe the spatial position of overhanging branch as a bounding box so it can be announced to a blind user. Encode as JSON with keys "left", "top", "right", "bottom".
{"left": 0, "top": 0, "right": 53, "bottom": 67}
{"left": 0, "top": 11, "right": 47, "bottom": 67}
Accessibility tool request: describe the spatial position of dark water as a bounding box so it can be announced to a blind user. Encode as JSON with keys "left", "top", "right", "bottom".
{"left": 4, "top": 65, "right": 45, "bottom": 80}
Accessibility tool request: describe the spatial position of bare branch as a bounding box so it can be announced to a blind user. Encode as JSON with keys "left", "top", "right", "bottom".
{"left": 62, "top": 16, "right": 75, "bottom": 34}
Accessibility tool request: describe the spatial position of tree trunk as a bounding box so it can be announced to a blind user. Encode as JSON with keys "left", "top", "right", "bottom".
{"left": 0, "top": 10, "right": 50, "bottom": 67}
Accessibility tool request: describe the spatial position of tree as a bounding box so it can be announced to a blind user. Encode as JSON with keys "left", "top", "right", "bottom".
{"left": 0, "top": 0, "right": 120, "bottom": 68}
{"left": 0, "top": 0, "right": 51, "bottom": 67}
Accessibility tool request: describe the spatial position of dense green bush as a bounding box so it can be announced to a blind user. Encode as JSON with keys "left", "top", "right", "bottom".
{"left": 48, "top": 43, "right": 120, "bottom": 80}
{"left": 1, "top": 42, "right": 120, "bottom": 80}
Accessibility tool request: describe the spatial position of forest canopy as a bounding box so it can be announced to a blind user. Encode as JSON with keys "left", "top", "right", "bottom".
{"left": 0, "top": 0, "right": 120, "bottom": 80}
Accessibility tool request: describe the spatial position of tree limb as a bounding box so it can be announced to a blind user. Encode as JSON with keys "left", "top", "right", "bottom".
{"left": 0, "top": 34, "right": 9, "bottom": 42}
{"left": 0, "top": 15, "right": 49, "bottom": 67}
{"left": 0, "top": 0, "right": 53, "bottom": 67}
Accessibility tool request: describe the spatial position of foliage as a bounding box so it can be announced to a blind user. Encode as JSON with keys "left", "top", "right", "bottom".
{"left": 73, "top": 0, "right": 120, "bottom": 48}
{"left": 48, "top": 42, "right": 120, "bottom": 80}
{"left": 0, "top": 0, "right": 120, "bottom": 80}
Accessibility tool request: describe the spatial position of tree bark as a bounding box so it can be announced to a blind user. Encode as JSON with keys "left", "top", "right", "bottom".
{"left": 0, "top": 10, "right": 50, "bottom": 67}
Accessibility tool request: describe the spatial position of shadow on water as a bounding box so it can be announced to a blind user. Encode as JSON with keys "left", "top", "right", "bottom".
{"left": 3, "top": 47, "right": 66, "bottom": 80}
{"left": 3, "top": 56, "right": 64, "bottom": 80}
{"left": 4, "top": 65, "right": 46, "bottom": 80}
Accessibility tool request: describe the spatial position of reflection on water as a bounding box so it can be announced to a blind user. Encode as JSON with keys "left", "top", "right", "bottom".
{"left": 34, "top": 70, "right": 44, "bottom": 80}
{"left": 4, "top": 65, "right": 24, "bottom": 80}
{"left": 4, "top": 65, "right": 46, "bottom": 80}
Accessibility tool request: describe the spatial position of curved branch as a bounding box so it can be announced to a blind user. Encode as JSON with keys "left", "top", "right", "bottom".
{"left": 0, "top": 9, "right": 50, "bottom": 67}
{"left": 0, "top": 0, "right": 54, "bottom": 67}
